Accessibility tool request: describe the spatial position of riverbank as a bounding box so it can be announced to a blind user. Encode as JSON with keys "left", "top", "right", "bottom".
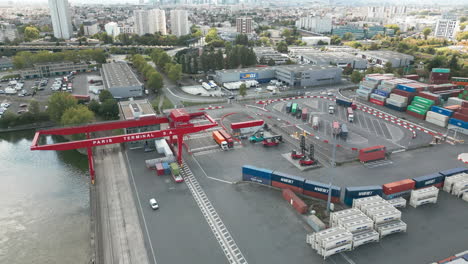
{"left": 0, "top": 121, "right": 55, "bottom": 133}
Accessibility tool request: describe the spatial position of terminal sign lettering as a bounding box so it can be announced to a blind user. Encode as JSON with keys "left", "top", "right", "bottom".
{"left": 358, "top": 191, "right": 373, "bottom": 196}
{"left": 280, "top": 178, "right": 294, "bottom": 184}
{"left": 240, "top": 72, "right": 257, "bottom": 80}
{"left": 314, "top": 187, "right": 329, "bottom": 194}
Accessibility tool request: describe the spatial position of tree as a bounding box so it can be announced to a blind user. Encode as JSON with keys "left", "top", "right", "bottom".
{"left": 99, "top": 99, "right": 119, "bottom": 120}
{"left": 350, "top": 70, "right": 363, "bottom": 84}
{"left": 239, "top": 83, "right": 247, "bottom": 97}
{"left": 342, "top": 65, "right": 353, "bottom": 75}
{"left": 426, "top": 55, "right": 447, "bottom": 71}
{"left": 456, "top": 31, "right": 468, "bottom": 41}
{"left": 267, "top": 58, "right": 275, "bottom": 66}
{"left": 448, "top": 55, "right": 460, "bottom": 71}
{"left": 423, "top": 28, "right": 432, "bottom": 40}
{"left": 276, "top": 41, "right": 288, "bottom": 53}
{"left": 47, "top": 92, "right": 78, "bottom": 122}
{"left": 368, "top": 43, "right": 380, "bottom": 50}
{"left": 155, "top": 52, "right": 172, "bottom": 69}
{"left": 342, "top": 32, "right": 354, "bottom": 41}
{"left": 88, "top": 99, "right": 100, "bottom": 114}
{"left": 317, "top": 40, "right": 328, "bottom": 45}
{"left": 215, "top": 49, "right": 224, "bottom": 70}
{"left": 384, "top": 61, "right": 393, "bottom": 73}
{"left": 78, "top": 24, "right": 85, "bottom": 37}
{"left": 98, "top": 89, "right": 114, "bottom": 103}
{"left": 24, "top": 26, "right": 40, "bottom": 41}
{"left": 167, "top": 64, "right": 182, "bottom": 82}
{"left": 330, "top": 35, "right": 341, "bottom": 45}
{"left": 61, "top": 105, "right": 94, "bottom": 126}
{"left": 147, "top": 71, "right": 164, "bottom": 92}
{"left": 235, "top": 34, "right": 249, "bottom": 46}
{"left": 29, "top": 100, "right": 41, "bottom": 116}
{"left": 205, "top": 28, "right": 220, "bottom": 43}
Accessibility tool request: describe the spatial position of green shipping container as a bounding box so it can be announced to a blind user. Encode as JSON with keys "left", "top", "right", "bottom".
{"left": 463, "top": 90, "right": 468, "bottom": 95}
{"left": 411, "top": 102, "right": 431, "bottom": 110}
{"left": 291, "top": 103, "right": 298, "bottom": 114}
{"left": 408, "top": 105, "right": 427, "bottom": 115}
{"left": 432, "top": 68, "right": 450, "bottom": 73}
{"left": 170, "top": 162, "right": 180, "bottom": 176}
{"left": 413, "top": 96, "right": 434, "bottom": 106}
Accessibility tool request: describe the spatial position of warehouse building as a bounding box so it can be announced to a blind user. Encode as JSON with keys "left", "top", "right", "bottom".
{"left": 275, "top": 64, "right": 342, "bottom": 87}
{"left": 102, "top": 62, "right": 143, "bottom": 98}
{"left": 357, "top": 50, "right": 414, "bottom": 68}
{"left": 254, "top": 47, "right": 289, "bottom": 65}
{"left": 300, "top": 52, "right": 367, "bottom": 69}
{"left": 118, "top": 99, "right": 159, "bottom": 149}
{"left": 20, "top": 62, "right": 88, "bottom": 79}
{"left": 214, "top": 67, "right": 276, "bottom": 84}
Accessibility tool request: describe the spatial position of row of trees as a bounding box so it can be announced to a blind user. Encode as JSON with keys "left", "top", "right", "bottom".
{"left": 131, "top": 54, "right": 164, "bottom": 93}
{"left": 0, "top": 100, "right": 49, "bottom": 129}
{"left": 150, "top": 49, "right": 182, "bottom": 83}
{"left": 13, "top": 49, "right": 107, "bottom": 69}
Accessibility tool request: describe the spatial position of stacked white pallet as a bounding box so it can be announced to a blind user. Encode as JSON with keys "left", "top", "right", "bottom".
{"left": 463, "top": 192, "right": 468, "bottom": 202}
{"left": 451, "top": 179, "right": 468, "bottom": 197}
{"left": 443, "top": 173, "right": 468, "bottom": 193}
{"left": 330, "top": 208, "right": 362, "bottom": 226}
{"left": 409, "top": 186, "right": 439, "bottom": 208}
{"left": 388, "top": 197, "right": 407, "bottom": 208}
{"left": 331, "top": 209, "right": 378, "bottom": 247}
{"left": 353, "top": 196, "right": 406, "bottom": 238}
{"left": 307, "top": 227, "right": 353, "bottom": 259}
{"left": 426, "top": 111, "right": 449, "bottom": 128}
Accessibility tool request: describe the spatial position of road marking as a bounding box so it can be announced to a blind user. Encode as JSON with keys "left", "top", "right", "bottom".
{"left": 181, "top": 163, "right": 246, "bottom": 264}
{"left": 192, "top": 155, "right": 234, "bottom": 184}
{"left": 124, "top": 150, "right": 158, "bottom": 264}
{"left": 363, "top": 159, "right": 394, "bottom": 168}
{"left": 340, "top": 252, "right": 357, "bottom": 264}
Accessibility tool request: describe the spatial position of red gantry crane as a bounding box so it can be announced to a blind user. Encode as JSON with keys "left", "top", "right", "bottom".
{"left": 30, "top": 109, "right": 218, "bottom": 184}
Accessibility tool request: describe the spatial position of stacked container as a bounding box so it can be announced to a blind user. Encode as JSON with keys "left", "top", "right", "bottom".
{"left": 409, "top": 186, "right": 439, "bottom": 208}
{"left": 386, "top": 93, "right": 409, "bottom": 111}
{"left": 417, "top": 91, "right": 441, "bottom": 105}
{"left": 406, "top": 96, "right": 435, "bottom": 120}
{"left": 303, "top": 180, "right": 341, "bottom": 203}
{"left": 369, "top": 93, "right": 387, "bottom": 106}
{"left": 382, "top": 179, "right": 415, "bottom": 199}
{"left": 412, "top": 173, "right": 445, "bottom": 189}
{"left": 429, "top": 68, "right": 450, "bottom": 84}
{"left": 352, "top": 196, "right": 406, "bottom": 238}
{"left": 282, "top": 189, "right": 308, "bottom": 214}
{"left": 330, "top": 208, "right": 379, "bottom": 249}
{"left": 444, "top": 173, "right": 468, "bottom": 193}
{"left": 357, "top": 74, "right": 395, "bottom": 101}
{"left": 387, "top": 197, "right": 407, "bottom": 208}
{"left": 307, "top": 227, "right": 353, "bottom": 259}
{"left": 426, "top": 110, "right": 450, "bottom": 127}
{"left": 344, "top": 186, "right": 383, "bottom": 206}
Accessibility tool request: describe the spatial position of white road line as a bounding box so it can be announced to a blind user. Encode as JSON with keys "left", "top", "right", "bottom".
{"left": 340, "top": 253, "right": 357, "bottom": 264}
{"left": 124, "top": 150, "right": 158, "bottom": 264}
{"left": 192, "top": 155, "right": 234, "bottom": 184}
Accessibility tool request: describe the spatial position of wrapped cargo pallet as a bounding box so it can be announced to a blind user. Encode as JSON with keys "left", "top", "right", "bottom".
{"left": 451, "top": 179, "right": 468, "bottom": 197}
{"left": 443, "top": 173, "right": 468, "bottom": 193}
{"left": 375, "top": 220, "right": 407, "bottom": 238}
{"left": 409, "top": 186, "right": 439, "bottom": 208}
{"left": 387, "top": 197, "right": 407, "bottom": 208}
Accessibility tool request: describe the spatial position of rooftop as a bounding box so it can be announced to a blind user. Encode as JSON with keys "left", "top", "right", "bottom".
{"left": 119, "top": 99, "right": 156, "bottom": 120}
{"left": 274, "top": 64, "right": 339, "bottom": 72}
{"left": 359, "top": 50, "right": 414, "bottom": 60}
{"left": 102, "top": 62, "right": 142, "bottom": 89}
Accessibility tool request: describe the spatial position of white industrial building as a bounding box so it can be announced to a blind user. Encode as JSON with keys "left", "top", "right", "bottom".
{"left": 102, "top": 62, "right": 143, "bottom": 98}
{"left": 434, "top": 14, "right": 459, "bottom": 41}
{"left": 300, "top": 52, "right": 367, "bottom": 69}
{"left": 135, "top": 9, "right": 167, "bottom": 36}
{"left": 357, "top": 50, "right": 414, "bottom": 68}
{"left": 295, "top": 16, "right": 332, "bottom": 34}
{"left": 48, "top": 0, "right": 73, "bottom": 39}
{"left": 170, "top": 10, "right": 190, "bottom": 37}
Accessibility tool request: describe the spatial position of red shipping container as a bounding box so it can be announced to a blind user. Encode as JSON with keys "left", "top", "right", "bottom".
{"left": 383, "top": 179, "right": 416, "bottom": 195}
{"left": 462, "top": 101, "right": 468, "bottom": 108}
{"left": 445, "top": 105, "right": 461, "bottom": 111}
{"left": 459, "top": 108, "right": 468, "bottom": 115}
{"left": 303, "top": 190, "right": 341, "bottom": 203}
{"left": 392, "top": 89, "right": 415, "bottom": 97}
{"left": 282, "top": 189, "right": 307, "bottom": 214}
{"left": 272, "top": 181, "right": 303, "bottom": 194}
{"left": 369, "top": 98, "right": 385, "bottom": 106}
{"left": 156, "top": 163, "right": 165, "bottom": 176}
{"left": 403, "top": 74, "right": 419, "bottom": 80}
{"left": 406, "top": 109, "right": 426, "bottom": 119}
{"left": 453, "top": 112, "right": 468, "bottom": 122}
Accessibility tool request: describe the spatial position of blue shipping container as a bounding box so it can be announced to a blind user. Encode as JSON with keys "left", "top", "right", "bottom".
{"left": 303, "top": 180, "right": 341, "bottom": 197}
{"left": 242, "top": 165, "right": 273, "bottom": 178}
{"left": 449, "top": 118, "right": 468, "bottom": 129}
{"left": 344, "top": 186, "right": 383, "bottom": 206}
{"left": 412, "top": 173, "right": 445, "bottom": 189}
{"left": 396, "top": 84, "right": 417, "bottom": 93}
{"left": 242, "top": 173, "right": 271, "bottom": 185}
{"left": 374, "top": 89, "right": 390, "bottom": 97}
{"left": 385, "top": 103, "right": 406, "bottom": 112}
{"left": 439, "top": 167, "right": 468, "bottom": 177}
{"left": 271, "top": 171, "right": 305, "bottom": 188}
{"left": 430, "top": 106, "right": 453, "bottom": 117}
{"left": 162, "top": 162, "right": 170, "bottom": 174}
{"left": 382, "top": 190, "right": 412, "bottom": 200}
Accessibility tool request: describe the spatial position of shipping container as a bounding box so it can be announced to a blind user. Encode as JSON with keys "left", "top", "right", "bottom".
{"left": 439, "top": 168, "right": 468, "bottom": 177}
{"left": 425, "top": 117, "right": 448, "bottom": 128}
{"left": 218, "top": 129, "right": 234, "bottom": 148}
{"left": 383, "top": 179, "right": 416, "bottom": 195}
{"left": 369, "top": 98, "right": 385, "bottom": 106}
{"left": 336, "top": 98, "right": 353, "bottom": 107}
{"left": 372, "top": 210, "right": 402, "bottom": 225}
{"left": 451, "top": 179, "right": 468, "bottom": 196}
{"left": 453, "top": 112, "right": 468, "bottom": 122}
{"left": 449, "top": 118, "right": 468, "bottom": 129}
{"left": 352, "top": 230, "right": 379, "bottom": 249}
{"left": 303, "top": 180, "right": 341, "bottom": 203}
{"left": 330, "top": 209, "right": 362, "bottom": 225}
{"left": 413, "top": 96, "right": 435, "bottom": 106}
{"left": 396, "top": 84, "right": 417, "bottom": 93}
{"left": 376, "top": 220, "right": 407, "bottom": 238}
{"left": 392, "top": 88, "right": 416, "bottom": 99}
{"left": 409, "top": 196, "right": 437, "bottom": 208}
{"left": 230, "top": 120, "right": 264, "bottom": 130}
{"left": 406, "top": 109, "right": 426, "bottom": 119}
{"left": 412, "top": 173, "right": 445, "bottom": 189}
{"left": 242, "top": 165, "right": 272, "bottom": 185}
{"left": 447, "top": 97, "right": 465, "bottom": 106}
{"left": 374, "top": 89, "right": 390, "bottom": 97}
{"left": 403, "top": 74, "right": 419, "bottom": 80}
{"left": 359, "top": 145, "right": 386, "bottom": 163}
{"left": 282, "top": 189, "right": 308, "bottom": 214}
{"left": 385, "top": 103, "right": 406, "bottom": 112}
{"left": 426, "top": 111, "right": 449, "bottom": 122}
{"left": 443, "top": 173, "right": 468, "bottom": 193}
{"left": 432, "top": 68, "right": 450, "bottom": 73}
{"left": 387, "top": 197, "right": 407, "bottom": 208}
{"left": 271, "top": 171, "right": 305, "bottom": 193}
{"left": 431, "top": 106, "right": 453, "bottom": 117}
{"left": 344, "top": 186, "right": 383, "bottom": 206}
{"left": 301, "top": 107, "right": 308, "bottom": 121}
{"left": 291, "top": 103, "right": 298, "bottom": 114}
{"left": 156, "top": 163, "right": 165, "bottom": 176}
{"left": 370, "top": 93, "right": 387, "bottom": 101}
{"left": 352, "top": 195, "right": 384, "bottom": 209}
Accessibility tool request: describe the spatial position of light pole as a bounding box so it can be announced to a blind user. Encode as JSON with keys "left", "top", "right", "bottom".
{"left": 327, "top": 128, "right": 337, "bottom": 214}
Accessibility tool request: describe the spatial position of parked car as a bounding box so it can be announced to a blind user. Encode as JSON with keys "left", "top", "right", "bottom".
{"left": 149, "top": 198, "right": 159, "bottom": 210}
{"left": 1, "top": 103, "right": 10, "bottom": 108}
{"left": 19, "top": 103, "right": 28, "bottom": 108}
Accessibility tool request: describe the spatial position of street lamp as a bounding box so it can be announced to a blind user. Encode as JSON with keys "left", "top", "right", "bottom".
{"left": 326, "top": 129, "right": 337, "bottom": 214}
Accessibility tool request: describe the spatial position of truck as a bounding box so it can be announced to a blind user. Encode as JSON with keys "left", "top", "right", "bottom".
{"left": 208, "top": 81, "right": 218, "bottom": 89}
{"left": 340, "top": 124, "right": 349, "bottom": 140}
{"left": 347, "top": 107, "right": 354, "bottom": 122}
{"left": 312, "top": 116, "right": 320, "bottom": 130}
{"left": 202, "top": 82, "right": 212, "bottom": 90}
{"left": 328, "top": 104, "right": 335, "bottom": 114}
{"left": 169, "top": 162, "right": 184, "bottom": 183}
{"left": 336, "top": 98, "right": 357, "bottom": 110}
{"left": 296, "top": 106, "right": 302, "bottom": 119}
{"left": 212, "top": 130, "right": 229, "bottom": 150}
{"left": 249, "top": 131, "right": 265, "bottom": 143}
{"left": 218, "top": 129, "right": 234, "bottom": 148}
{"left": 301, "top": 108, "right": 308, "bottom": 121}
{"left": 286, "top": 102, "right": 292, "bottom": 113}
{"left": 332, "top": 121, "right": 341, "bottom": 136}
{"left": 291, "top": 103, "right": 298, "bottom": 114}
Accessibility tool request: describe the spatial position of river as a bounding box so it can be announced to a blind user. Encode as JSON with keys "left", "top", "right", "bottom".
{"left": 0, "top": 130, "right": 90, "bottom": 264}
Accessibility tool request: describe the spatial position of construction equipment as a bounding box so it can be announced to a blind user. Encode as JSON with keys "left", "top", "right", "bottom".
{"left": 248, "top": 123, "right": 270, "bottom": 143}
{"left": 299, "top": 143, "right": 316, "bottom": 166}
{"left": 262, "top": 135, "right": 282, "bottom": 147}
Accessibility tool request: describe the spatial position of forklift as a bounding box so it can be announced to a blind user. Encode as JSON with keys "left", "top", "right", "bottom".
{"left": 262, "top": 135, "right": 283, "bottom": 147}
{"left": 291, "top": 135, "right": 306, "bottom": 159}
{"left": 299, "top": 144, "right": 315, "bottom": 166}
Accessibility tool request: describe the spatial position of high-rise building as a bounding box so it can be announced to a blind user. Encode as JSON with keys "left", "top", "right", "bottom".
{"left": 105, "top": 22, "right": 120, "bottom": 38}
{"left": 83, "top": 20, "right": 99, "bottom": 36}
{"left": 434, "top": 14, "right": 459, "bottom": 40}
{"left": 48, "top": 0, "right": 73, "bottom": 39}
{"left": 135, "top": 9, "right": 167, "bottom": 36}
{"left": 236, "top": 17, "right": 252, "bottom": 34}
{"left": 295, "top": 16, "right": 332, "bottom": 34}
{"left": 170, "top": 10, "right": 190, "bottom": 37}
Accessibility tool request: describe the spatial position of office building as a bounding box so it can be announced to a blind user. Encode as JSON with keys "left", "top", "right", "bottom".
{"left": 332, "top": 26, "right": 366, "bottom": 40}
{"left": 170, "top": 10, "right": 190, "bottom": 37}
{"left": 254, "top": 47, "right": 289, "bottom": 65}
{"left": 357, "top": 50, "right": 414, "bottom": 68}
{"left": 135, "top": 9, "right": 167, "bottom": 36}
{"left": 83, "top": 20, "right": 99, "bottom": 36}
{"left": 102, "top": 62, "right": 143, "bottom": 98}
{"left": 48, "top": 0, "right": 73, "bottom": 39}
{"left": 20, "top": 62, "right": 88, "bottom": 79}
{"left": 296, "top": 16, "right": 332, "bottom": 34}
{"left": 105, "top": 22, "right": 120, "bottom": 38}
{"left": 236, "top": 17, "right": 253, "bottom": 34}
{"left": 434, "top": 14, "right": 459, "bottom": 40}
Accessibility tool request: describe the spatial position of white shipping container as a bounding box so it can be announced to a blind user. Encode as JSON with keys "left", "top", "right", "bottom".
{"left": 411, "top": 186, "right": 439, "bottom": 198}
{"left": 317, "top": 243, "right": 352, "bottom": 258}
{"left": 319, "top": 233, "right": 353, "bottom": 250}
{"left": 363, "top": 205, "right": 396, "bottom": 216}
{"left": 425, "top": 116, "right": 448, "bottom": 128}
{"left": 426, "top": 111, "right": 449, "bottom": 122}
{"left": 451, "top": 179, "right": 468, "bottom": 196}
{"left": 357, "top": 200, "right": 391, "bottom": 211}
{"left": 352, "top": 230, "right": 379, "bottom": 249}
{"left": 444, "top": 173, "right": 468, "bottom": 192}
{"left": 463, "top": 192, "right": 468, "bottom": 202}
{"left": 330, "top": 209, "right": 362, "bottom": 223}
{"left": 447, "top": 97, "right": 465, "bottom": 106}
{"left": 372, "top": 210, "right": 402, "bottom": 225}
{"left": 312, "top": 227, "right": 348, "bottom": 244}
{"left": 389, "top": 93, "right": 408, "bottom": 103}
{"left": 388, "top": 197, "right": 407, "bottom": 208}
{"left": 335, "top": 213, "right": 368, "bottom": 227}
{"left": 386, "top": 99, "right": 407, "bottom": 108}
{"left": 155, "top": 139, "right": 167, "bottom": 153}
{"left": 376, "top": 220, "right": 407, "bottom": 238}
{"left": 341, "top": 219, "right": 374, "bottom": 233}
{"left": 352, "top": 195, "right": 383, "bottom": 208}
{"left": 409, "top": 196, "right": 437, "bottom": 208}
